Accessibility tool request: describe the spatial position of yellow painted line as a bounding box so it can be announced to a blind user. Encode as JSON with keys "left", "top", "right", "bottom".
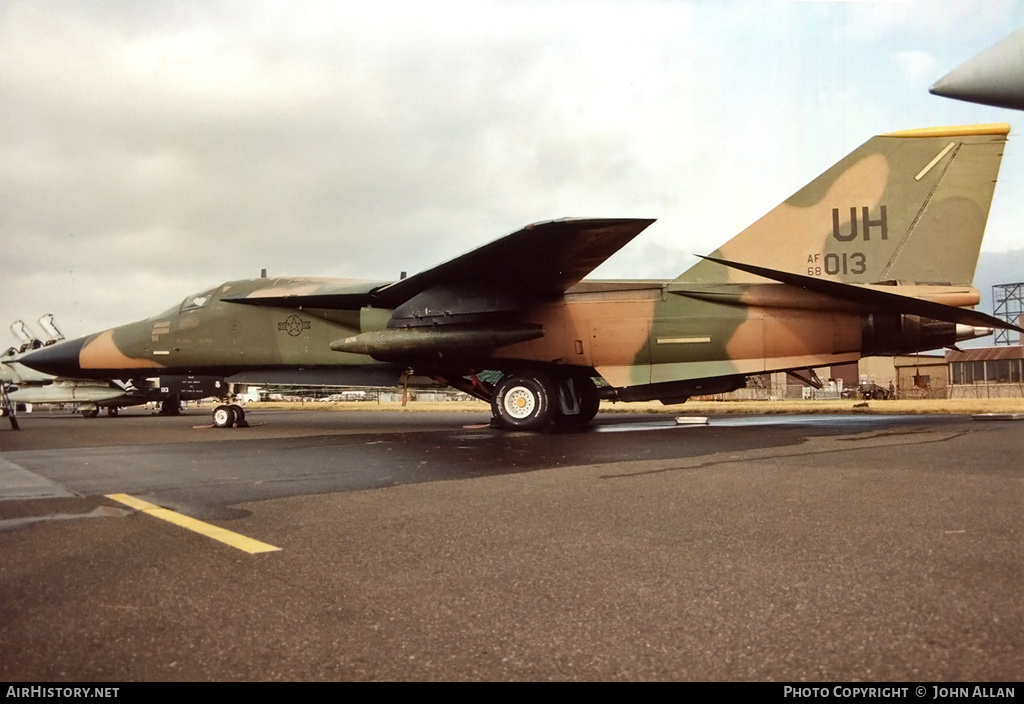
{"left": 106, "top": 493, "right": 281, "bottom": 554}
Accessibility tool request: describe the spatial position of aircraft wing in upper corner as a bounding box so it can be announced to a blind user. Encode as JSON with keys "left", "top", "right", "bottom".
{"left": 930, "top": 27, "right": 1024, "bottom": 111}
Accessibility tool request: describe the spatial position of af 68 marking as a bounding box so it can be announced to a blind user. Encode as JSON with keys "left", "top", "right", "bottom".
{"left": 806, "top": 252, "right": 867, "bottom": 277}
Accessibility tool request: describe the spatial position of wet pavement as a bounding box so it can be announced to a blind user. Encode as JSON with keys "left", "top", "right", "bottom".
{"left": 1, "top": 409, "right": 1021, "bottom": 680}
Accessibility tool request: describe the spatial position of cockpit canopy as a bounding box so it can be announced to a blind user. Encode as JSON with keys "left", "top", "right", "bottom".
{"left": 181, "top": 290, "right": 214, "bottom": 312}
{"left": 152, "top": 286, "right": 219, "bottom": 320}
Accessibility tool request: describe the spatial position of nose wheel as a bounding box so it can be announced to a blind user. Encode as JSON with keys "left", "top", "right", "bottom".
{"left": 212, "top": 403, "right": 248, "bottom": 428}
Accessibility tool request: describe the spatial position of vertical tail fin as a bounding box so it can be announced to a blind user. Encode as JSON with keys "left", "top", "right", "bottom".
{"left": 679, "top": 124, "right": 1008, "bottom": 285}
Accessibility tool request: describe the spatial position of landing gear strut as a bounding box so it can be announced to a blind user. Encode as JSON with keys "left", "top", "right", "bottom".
{"left": 552, "top": 375, "right": 600, "bottom": 427}
{"left": 0, "top": 384, "right": 17, "bottom": 430}
{"left": 160, "top": 398, "right": 181, "bottom": 415}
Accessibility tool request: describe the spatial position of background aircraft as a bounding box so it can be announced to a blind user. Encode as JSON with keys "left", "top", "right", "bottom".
{"left": 23, "top": 124, "right": 1021, "bottom": 431}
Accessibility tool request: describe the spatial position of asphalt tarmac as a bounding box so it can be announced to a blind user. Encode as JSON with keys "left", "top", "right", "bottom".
{"left": 0, "top": 407, "right": 1021, "bottom": 681}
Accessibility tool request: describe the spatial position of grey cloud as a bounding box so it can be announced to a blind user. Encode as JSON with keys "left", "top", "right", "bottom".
{"left": 2, "top": 1, "right": 1020, "bottom": 339}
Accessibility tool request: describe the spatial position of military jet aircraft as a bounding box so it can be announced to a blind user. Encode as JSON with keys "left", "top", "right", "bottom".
{"left": 23, "top": 123, "right": 1021, "bottom": 430}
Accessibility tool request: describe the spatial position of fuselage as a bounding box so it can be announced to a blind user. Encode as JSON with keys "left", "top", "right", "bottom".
{"left": 21, "top": 276, "right": 990, "bottom": 403}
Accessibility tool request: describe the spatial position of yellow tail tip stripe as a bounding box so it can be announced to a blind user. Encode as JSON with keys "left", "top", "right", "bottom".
{"left": 106, "top": 493, "right": 281, "bottom": 554}
{"left": 882, "top": 123, "right": 1010, "bottom": 138}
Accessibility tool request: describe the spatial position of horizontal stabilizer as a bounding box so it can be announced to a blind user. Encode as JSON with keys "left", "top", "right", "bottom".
{"left": 698, "top": 255, "right": 1024, "bottom": 333}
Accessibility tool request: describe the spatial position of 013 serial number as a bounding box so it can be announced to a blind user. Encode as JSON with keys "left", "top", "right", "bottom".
{"left": 807, "top": 252, "right": 866, "bottom": 277}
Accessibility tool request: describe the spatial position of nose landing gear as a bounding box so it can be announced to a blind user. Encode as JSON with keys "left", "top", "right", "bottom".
{"left": 211, "top": 403, "right": 248, "bottom": 428}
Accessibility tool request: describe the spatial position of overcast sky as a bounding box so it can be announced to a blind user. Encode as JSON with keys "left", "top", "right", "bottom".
{"left": 2, "top": 0, "right": 1023, "bottom": 339}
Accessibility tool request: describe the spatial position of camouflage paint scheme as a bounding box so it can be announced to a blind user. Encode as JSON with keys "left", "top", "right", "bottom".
{"left": 23, "top": 124, "right": 1020, "bottom": 429}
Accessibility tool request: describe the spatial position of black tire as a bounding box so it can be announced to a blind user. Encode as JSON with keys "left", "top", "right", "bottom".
{"left": 106, "top": 406, "right": 119, "bottom": 417}
{"left": 212, "top": 404, "right": 237, "bottom": 429}
{"left": 491, "top": 372, "right": 556, "bottom": 431}
{"left": 81, "top": 408, "right": 99, "bottom": 418}
{"left": 553, "top": 375, "right": 600, "bottom": 427}
{"left": 229, "top": 404, "right": 248, "bottom": 427}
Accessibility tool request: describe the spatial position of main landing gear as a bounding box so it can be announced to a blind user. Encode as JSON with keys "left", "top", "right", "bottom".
{"left": 490, "top": 371, "right": 600, "bottom": 431}
{"left": 212, "top": 403, "right": 248, "bottom": 428}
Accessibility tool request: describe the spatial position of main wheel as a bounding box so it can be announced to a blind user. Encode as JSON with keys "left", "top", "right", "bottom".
{"left": 80, "top": 408, "right": 99, "bottom": 418}
{"left": 212, "top": 404, "right": 237, "bottom": 429}
{"left": 106, "top": 406, "right": 119, "bottom": 417}
{"left": 491, "top": 372, "right": 556, "bottom": 431}
{"left": 552, "top": 375, "right": 601, "bottom": 427}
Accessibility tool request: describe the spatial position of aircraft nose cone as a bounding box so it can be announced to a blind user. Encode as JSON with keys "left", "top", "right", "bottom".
{"left": 20, "top": 336, "right": 88, "bottom": 377}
